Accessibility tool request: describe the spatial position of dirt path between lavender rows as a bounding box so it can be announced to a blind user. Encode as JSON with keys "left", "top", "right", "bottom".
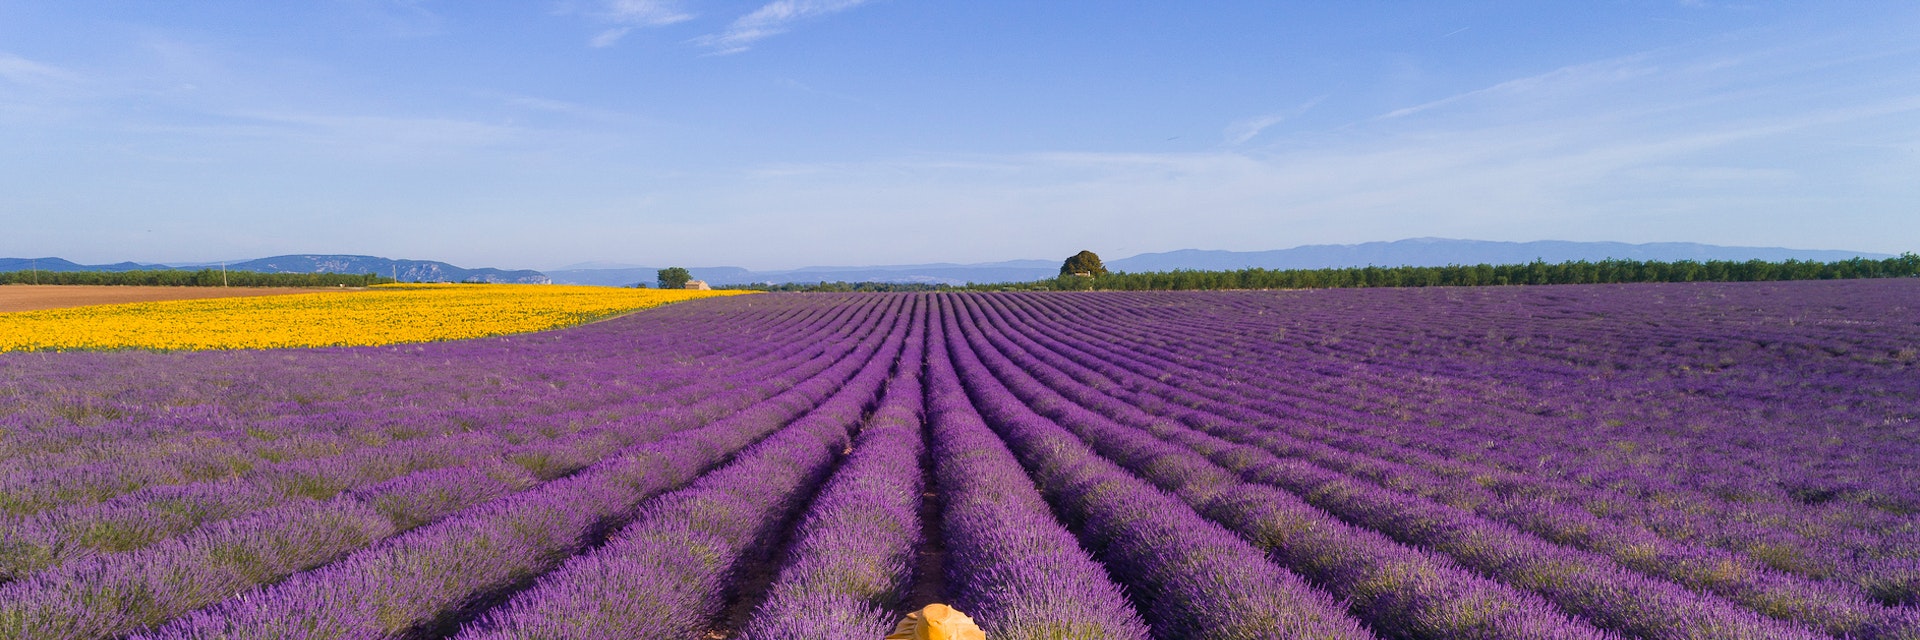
{"left": 0, "top": 285, "right": 366, "bottom": 313}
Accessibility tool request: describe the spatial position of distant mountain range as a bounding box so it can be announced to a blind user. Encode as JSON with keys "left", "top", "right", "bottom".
{"left": 543, "top": 260, "right": 1062, "bottom": 288}
{"left": 0, "top": 255, "right": 550, "bottom": 284}
{"left": 0, "top": 257, "right": 162, "bottom": 273}
{"left": 217, "top": 255, "right": 549, "bottom": 284}
{"left": 4, "top": 240, "right": 1896, "bottom": 288}
{"left": 549, "top": 239, "right": 1894, "bottom": 286}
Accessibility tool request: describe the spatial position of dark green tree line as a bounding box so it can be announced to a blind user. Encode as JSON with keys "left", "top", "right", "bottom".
{"left": 579, "top": 254, "right": 1920, "bottom": 293}
{"left": 963, "top": 254, "right": 1920, "bottom": 291}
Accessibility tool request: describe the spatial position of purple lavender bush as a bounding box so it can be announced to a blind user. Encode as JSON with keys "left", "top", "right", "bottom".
{"left": 1, "top": 281, "right": 1914, "bottom": 640}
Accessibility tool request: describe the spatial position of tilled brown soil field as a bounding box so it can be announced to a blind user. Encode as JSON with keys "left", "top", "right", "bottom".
{"left": 0, "top": 285, "right": 362, "bottom": 313}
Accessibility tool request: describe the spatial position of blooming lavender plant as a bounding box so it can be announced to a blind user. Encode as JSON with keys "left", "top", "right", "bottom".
{"left": 921, "top": 312, "right": 1152, "bottom": 640}
{"left": 952, "top": 293, "right": 1614, "bottom": 640}
{"left": 738, "top": 297, "right": 932, "bottom": 640}
{"left": 137, "top": 296, "right": 908, "bottom": 640}
{"left": 937, "top": 300, "right": 1376, "bottom": 640}
{"left": 993, "top": 290, "right": 1920, "bottom": 637}
{"left": 453, "top": 302, "right": 910, "bottom": 639}
{"left": 2, "top": 281, "right": 1915, "bottom": 640}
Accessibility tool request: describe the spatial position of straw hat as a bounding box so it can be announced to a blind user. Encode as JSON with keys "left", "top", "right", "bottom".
{"left": 885, "top": 604, "right": 986, "bottom": 640}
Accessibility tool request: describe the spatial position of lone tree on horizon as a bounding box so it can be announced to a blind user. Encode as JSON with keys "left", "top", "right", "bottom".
{"left": 1060, "top": 250, "right": 1108, "bottom": 277}
{"left": 657, "top": 267, "right": 692, "bottom": 289}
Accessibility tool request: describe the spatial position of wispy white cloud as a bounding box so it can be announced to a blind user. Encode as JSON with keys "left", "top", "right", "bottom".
{"left": 0, "top": 52, "right": 85, "bottom": 124}
{"left": 486, "top": 91, "right": 647, "bottom": 125}
{"left": 0, "top": 52, "right": 81, "bottom": 86}
{"left": 696, "top": 0, "right": 873, "bottom": 54}
{"left": 1223, "top": 96, "right": 1325, "bottom": 145}
{"left": 1378, "top": 55, "right": 1659, "bottom": 120}
{"left": 501, "top": 94, "right": 607, "bottom": 117}
{"left": 580, "top": 0, "right": 695, "bottom": 47}
{"left": 133, "top": 110, "right": 526, "bottom": 162}
{"left": 690, "top": 58, "right": 1920, "bottom": 264}
{"left": 590, "top": 28, "right": 634, "bottom": 48}
{"left": 1224, "top": 114, "right": 1288, "bottom": 146}
{"left": 602, "top": 0, "right": 695, "bottom": 25}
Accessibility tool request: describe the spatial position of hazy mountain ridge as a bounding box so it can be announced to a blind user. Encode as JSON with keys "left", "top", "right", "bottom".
{"left": 0, "top": 258, "right": 168, "bottom": 273}
{"left": 0, "top": 255, "right": 550, "bottom": 284}
{"left": 545, "top": 261, "right": 1060, "bottom": 287}
{"left": 6, "top": 240, "right": 1894, "bottom": 288}
{"left": 224, "top": 255, "right": 550, "bottom": 284}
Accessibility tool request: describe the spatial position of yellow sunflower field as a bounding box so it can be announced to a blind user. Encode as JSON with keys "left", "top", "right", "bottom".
{"left": 0, "top": 284, "right": 748, "bottom": 352}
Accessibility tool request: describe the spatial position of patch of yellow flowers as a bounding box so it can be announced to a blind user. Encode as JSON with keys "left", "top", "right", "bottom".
{"left": 0, "top": 284, "right": 750, "bottom": 352}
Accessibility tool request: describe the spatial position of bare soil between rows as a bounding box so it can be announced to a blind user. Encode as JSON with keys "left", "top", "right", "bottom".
{"left": 0, "top": 284, "right": 366, "bottom": 313}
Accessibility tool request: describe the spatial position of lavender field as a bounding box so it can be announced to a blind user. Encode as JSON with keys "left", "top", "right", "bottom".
{"left": 2, "top": 280, "right": 1917, "bottom": 640}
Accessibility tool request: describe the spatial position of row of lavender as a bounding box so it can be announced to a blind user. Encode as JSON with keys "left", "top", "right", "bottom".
{"left": 755, "top": 284, "right": 1913, "bottom": 640}
{"left": 3, "top": 281, "right": 1914, "bottom": 639}
{"left": 1014, "top": 284, "right": 1920, "bottom": 606}
{"left": 952, "top": 290, "right": 1914, "bottom": 639}
{"left": 0, "top": 294, "right": 909, "bottom": 638}
{"left": 0, "top": 297, "right": 874, "bottom": 585}
{"left": 964, "top": 284, "right": 1917, "bottom": 638}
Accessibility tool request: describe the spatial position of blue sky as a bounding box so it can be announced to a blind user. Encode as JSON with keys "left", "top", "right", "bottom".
{"left": 1, "top": 1, "right": 1915, "bottom": 270}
